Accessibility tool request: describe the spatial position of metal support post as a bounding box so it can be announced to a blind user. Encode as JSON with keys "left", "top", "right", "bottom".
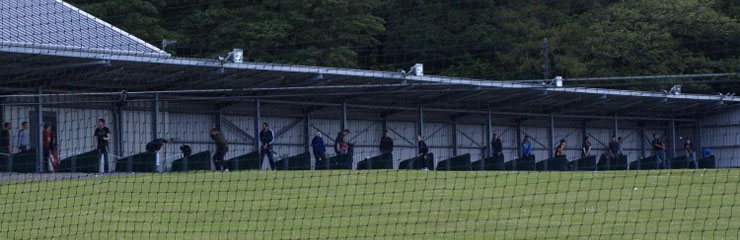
{"left": 253, "top": 98, "right": 261, "bottom": 170}
{"left": 151, "top": 92, "right": 159, "bottom": 141}
{"left": 36, "top": 88, "right": 43, "bottom": 173}
{"left": 486, "top": 110, "right": 493, "bottom": 158}
{"left": 452, "top": 117, "right": 458, "bottom": 156}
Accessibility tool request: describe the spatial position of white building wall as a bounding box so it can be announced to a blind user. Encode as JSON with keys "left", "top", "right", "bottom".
{"left": 457, "top": 123, "right": 485, "bottom": 162}
{"left": 425, "top": 122, "right": 452, "bottom": 167}
{"left": 702, "top": 107, "right": 740, "bottom": 167}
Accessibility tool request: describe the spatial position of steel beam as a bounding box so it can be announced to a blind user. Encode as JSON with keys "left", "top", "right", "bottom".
{"left": 640, "top": 122, "right": 646, "bottom": 160}
{"left": 151, "top": 92, "right": 159, "bottom": 141}
{"left": 548, "top": 113, "right": 555, "bottom": 162}
{"left": 341, "top": 102, "right": 348, "bottom": 132}
{"left": 253, "top": 98, "right": 261, "bottom": 170}
{"left": 486, "top": 109, "right": 493, "bottom": 158}
{"left": 275, "top": 118, "right": 303, "bottom": 138}
{"left": 516, "top": 120, "right": 522, "bottom": 159}
{"left": 452, "top": 117, "right": 459, "bottom": 156}
{"left": 418, "top": 106, "right": 424, "bottom": 155}
{"left": 697, "top": 119, "right": 703, "bottom": 160}
{"left": 214, "top": 106, "right": 223, "bottom": 131}
{"left": 115, "top": 104, "right": 124, "bottom": 164}
{"left": 614, "top": 112, "right": 619, "bottom": 138}
{"left": 36, "top": 88, "right": 43, "bottom": 173}
{"left": 304, "top": 114, "right": 310, "bottom": 154}
{"left": 669, "top": 116, "right": 677, "bottom": 160}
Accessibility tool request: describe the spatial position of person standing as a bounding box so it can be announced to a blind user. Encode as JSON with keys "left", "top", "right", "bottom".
{"left": 210, "top": 127, "right": 229, "bottom": 171}
{"left": 379, "top": 130, "right": 394, "bottom": 156}
{"left": 416, "top": 135, "right": 430, "bottom": 170}
{"left": 0, "top": 122, "right": 11, "bottom": 154}
{"left": 582, "top": 136, "right": 591, "bottom": 158}
{"left": 259, "top": 122, "right": 276, "bottom": 170}
{"left": 685, "top": 138, "right": 697, "bottom": 169}
{"left": 311, "top": 132, "right": 327, "bottom": 168}
{"left": 17, "top": 121, "right": 29, "bottom": 152}
{"left": 94, "top": 119, "right": 111, "bottom": 173}
{"left": 43, "top": 123, "right": 53, "bottom": 172}
{"left": 555, "top": 139, "right": 566, "bottom": 158}
{"left": 335, "top": 129, "right": 350, "bottom": 155}
{"left": 492, "top": 133, "right": 503, "bottom": 157}
{"left": 608, "top": 135, "right": 620, "bottom": 161}
{"left": 521, "top": 135, "right": 532, "bottom": 157}
{"left": 652, "top": 133, "right": 667, "bottom": 169}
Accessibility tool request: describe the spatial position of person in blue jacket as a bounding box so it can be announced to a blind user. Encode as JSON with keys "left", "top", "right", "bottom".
{"left": 311, "top": 132, "right": 327, "bottom": 167}
{"left": 521, "top": 135, "right": 532, "bottom": 157}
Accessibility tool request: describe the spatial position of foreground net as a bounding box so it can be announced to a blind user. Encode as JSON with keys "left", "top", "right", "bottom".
{"left": 2, "top": 0, "right": 740, "bottom": 239}
{"left": 1, "top": 169, "right": 738, "bottom": 239}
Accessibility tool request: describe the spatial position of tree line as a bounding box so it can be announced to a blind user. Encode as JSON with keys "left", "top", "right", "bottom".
{"left": 69, "top": 0, "right": 740, "bottom": 93}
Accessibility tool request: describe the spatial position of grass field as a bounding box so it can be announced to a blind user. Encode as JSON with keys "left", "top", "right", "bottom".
{"left": 1, "top": 169, "right": 739, "bottom": 239}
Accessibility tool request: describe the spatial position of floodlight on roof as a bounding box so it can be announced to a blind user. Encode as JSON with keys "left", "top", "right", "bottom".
{"left": 553, "top": 76, "right": 563, "bottom": 87}
{"left": 409, "top": 63, "right": 423, "bottom": 76}
{"left": 231, "top": 48, "right": 244, "bottom": 63}
{"left": 216, "top": 48, "right": 244, "bottom": 64}
{"left": 669, "top": 85, "right": 681, "bottom": 95}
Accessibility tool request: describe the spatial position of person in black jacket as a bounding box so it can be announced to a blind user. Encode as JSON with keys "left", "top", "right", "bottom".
{"left": 379, "top": 130, "right": 393, "bottom": 156}
{"left": 146, "top": 138, "right": 168, "bottom": 152}
{"left": 180, "top": 145, "right": 192, "bottom": 157}
{"left": 0, "top": 122, "right": 11, "bottom": 154}
{"left": 311, "top": 132, "right": 327, "bottom": 167}
{"left": 416, "top": 135, "right": 430, "bottom": 170}
{"left": 582, "top": 136, "right": 592, "bottom": 158}
{"left": 492, "top": 132, "right": 503, "bottom": 156}
{"left": 210, "top": 127, "right": 229, "bottom": 171}
{"left": 260, "top": 122, "right": 276, "bottom": 170}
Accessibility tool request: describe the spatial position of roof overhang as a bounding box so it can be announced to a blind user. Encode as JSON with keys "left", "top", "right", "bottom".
{"left": 1, "top": 45, "right": 737, "bottom": 121}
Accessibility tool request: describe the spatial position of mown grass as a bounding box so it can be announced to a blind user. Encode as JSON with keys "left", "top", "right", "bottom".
{"left": 1, "top": 169, "right": 739, "bottom": 239}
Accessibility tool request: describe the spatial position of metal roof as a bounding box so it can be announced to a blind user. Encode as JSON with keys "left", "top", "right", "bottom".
{"left": 0, "top": 0, "right": 168, "bottom": 57}
{"left": 0, "top": 1, "right": 737, "bottom": 121}
{"left": 0, "top": 44, "right": 737, "bottom": 121}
